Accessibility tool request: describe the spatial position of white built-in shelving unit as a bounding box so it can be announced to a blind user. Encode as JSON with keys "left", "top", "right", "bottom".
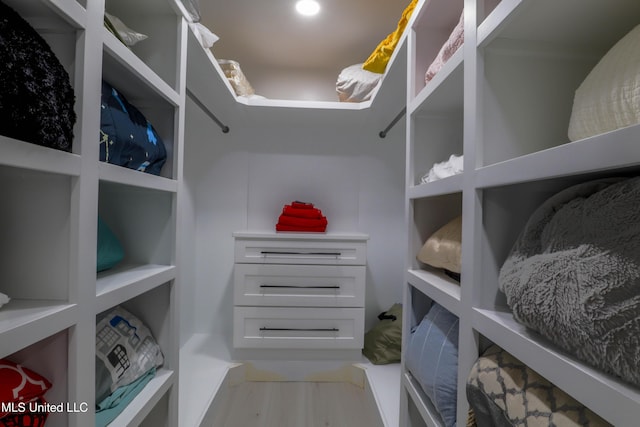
{"left": 401, "top": 0, "right": 640, "bottom": 426}
{"left": 7, "top": 0, "right": 637, "bottom": 426}
{"left": 0, "top": 0, "right": 186, "bottom": 425}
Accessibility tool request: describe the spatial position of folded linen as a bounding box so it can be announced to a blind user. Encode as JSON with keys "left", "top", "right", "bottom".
{"left": 421, "top": 154, "right": 463, "bottom": 183}
{"left": 278, "top": 215, "right": 327, "bottom": 228}
{"left": 276, "top": 201, "right": 327, "bottom": 232}
{"left": 96, "top": 368, "right": 156, "bottom": 427}
{"left": 283, "top": 205, "right": 323, "bottom": 219}
{"left": 276, "top": 224, "right": 327, "bottom": 232}
{"left": 425, "top": 11, "right": 464, "bottom": 83}
{"left": 291, "top": 201, "right": 315, "bottom": 209}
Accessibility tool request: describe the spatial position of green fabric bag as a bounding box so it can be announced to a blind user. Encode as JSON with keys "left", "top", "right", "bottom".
{"left": 362, "top": 303, "right": 403, "bottom": 365}
{"left": 97, "top": 216, "right": 124, "bottom": 272}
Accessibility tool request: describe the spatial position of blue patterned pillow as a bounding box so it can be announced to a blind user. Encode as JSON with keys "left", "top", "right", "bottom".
{"left": 100, "top": 80, "right": 167, "bottom": 175}
{"left": 405, "top": 302, "right": 459, "bottom": 427}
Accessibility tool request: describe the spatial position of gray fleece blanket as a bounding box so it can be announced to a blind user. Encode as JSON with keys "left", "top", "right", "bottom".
{"left": 499, "top": 176, "right": 640, "bottom": 387}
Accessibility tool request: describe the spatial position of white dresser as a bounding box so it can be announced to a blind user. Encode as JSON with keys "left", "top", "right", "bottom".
{"left": 232, "top": 232, "right": 368, "bottom": 351}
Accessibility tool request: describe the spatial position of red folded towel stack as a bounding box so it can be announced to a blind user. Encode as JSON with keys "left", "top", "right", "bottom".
{"left": 276, "top": 201, "right": 328, "bottom": 232}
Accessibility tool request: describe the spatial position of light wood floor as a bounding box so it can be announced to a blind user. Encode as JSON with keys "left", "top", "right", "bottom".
{"left": 210, "top": 381, "right": 381, "bottom": 427}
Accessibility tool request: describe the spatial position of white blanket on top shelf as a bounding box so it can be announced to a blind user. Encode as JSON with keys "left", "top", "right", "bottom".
{"left": 336, "top": 63, "right": 382, "bottom": 103}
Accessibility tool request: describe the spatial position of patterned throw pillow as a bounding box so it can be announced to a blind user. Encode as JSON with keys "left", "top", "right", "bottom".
{"left": 0, "top": 397, "right": 49, "bottom": 427}
{"left": 0, "top": 360, "right": 51, "bottom": 418}
{"left": 95, "top": 306, "right": 164, "bottom": 404}
{"left": 466, "top": 345, "right": 611, "bottom": 427}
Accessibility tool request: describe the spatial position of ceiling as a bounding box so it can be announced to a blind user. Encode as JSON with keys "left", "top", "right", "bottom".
{"left": 198, "top": 0, "right": 409, "bottom": 87}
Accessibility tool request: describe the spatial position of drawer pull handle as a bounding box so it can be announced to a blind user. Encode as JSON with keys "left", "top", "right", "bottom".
{"left": 259, "top": 285, "right": 340, "bottom": 289}
{"left": 259, "top": 327, "right": 339, "bottom": 332}
{"left": 260, "top": 251, "right": 342, "bottom": 257}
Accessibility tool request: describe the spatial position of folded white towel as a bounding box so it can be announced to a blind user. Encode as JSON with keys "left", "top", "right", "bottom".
{"left": 421, "top": 154, "right": 463, "bottom": 183}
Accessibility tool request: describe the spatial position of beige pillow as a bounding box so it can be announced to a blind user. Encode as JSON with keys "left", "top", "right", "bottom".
{"left": 417, "top": 216, "right": 462, "bottom": 274}
{"left": 568, "top": 24, "right": 640, "bottom": 141}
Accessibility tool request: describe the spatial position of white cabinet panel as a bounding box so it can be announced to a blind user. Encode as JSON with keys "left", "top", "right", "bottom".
{"left": 233, "top": 232, "right": 368, "bottom": 353}
{"left": 234, "top": 233, "right": 367, "bottom": 265}
{"left": 233, "top": 307, "right": 365, "bottom": 350}
{"left": 234, "top": 264, "right": 365, "bottom": 307}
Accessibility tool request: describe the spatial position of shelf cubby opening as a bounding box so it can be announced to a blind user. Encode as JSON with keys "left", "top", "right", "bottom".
{"left": 478, "top": 0, "right": 640, "bottom": 167}
{"left": 410, "top": 48, "right": 463, "bottom": 117}
{"left": 471, "top": 313, "right": 640, "bottom": 426}
{"left": 2, "top": 0, "right": 85, "bottom": 155}
{"left": 6, "top": 330, "right": 70, "bottom": 427}
{"left": 98, "top": 182, "right": 175, "bottom": 269}
{"left": 0, "top": 166, "right": 71, "bottom": 301}
{"left": 402, "top": 298, "right": 459, "bottom": 427}
{"left": 96, "top": 283, "right": 175, "bottom": 426}
{"left": 101, "top": 50, "right": 179, "bottom": 180}
{"left": 410, "top": 0, "right": 464, "bottom": 99}
{"left": 118, "top": 283, "right": 173, "bottom": 367}
{"left": 478, "top": 170, "right": 640, "bottom": 311}
{"left": 410, "top": 113, "right": 463, "bottom": 189}
{"left": 479, "top": 0, "right": 640, "bottom": 51}
{"left": 104, "top": 0, "right": 180, "bottom": 92}
{"left": 410, "top": 194, "right": 462, "bottom": 270}
{"left": 480, "top": 40, "right": 599, "bottom": 166}
{"left": 465, "top": 331, "right": 619, "bottom": 427}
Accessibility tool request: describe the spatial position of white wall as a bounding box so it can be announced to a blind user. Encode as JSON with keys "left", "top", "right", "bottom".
{"left": 245, "top": 66, "right": 342, "bottom": 102}
{"left": 182, "top": 97, "right": 406, "bottom": 350}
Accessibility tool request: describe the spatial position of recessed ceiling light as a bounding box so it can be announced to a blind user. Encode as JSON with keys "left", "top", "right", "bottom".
{"left": 295, "top": 0, "right": 320, "bottom": 17}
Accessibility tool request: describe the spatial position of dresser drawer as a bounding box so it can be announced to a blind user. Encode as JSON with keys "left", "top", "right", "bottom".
{"left": 234, "top": 264, "right": 365, "bottom": 307}
{"left": 233, "top": 307, "right": 364, "bottom": 349}
{"left": 234, "top": 236, "right": 367, "bottom": 265}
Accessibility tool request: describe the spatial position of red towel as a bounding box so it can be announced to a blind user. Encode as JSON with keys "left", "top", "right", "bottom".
{"left": 291, "top": 201, "right": 315, "bottom": 209}
{"left": 276, "top": 224, "right": 326, "bottom": 232}
{"left": 282, "top": 205, "right": 323, "bottom": 219}
{"left": 277, "top": 215, "right": 327, "bottom": 228}
{"left": 276, "top": 201, "right": 327, "bottom": 232}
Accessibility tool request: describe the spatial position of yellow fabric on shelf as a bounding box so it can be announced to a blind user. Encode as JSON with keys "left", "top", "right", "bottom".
{"left": 362, "top": 0, "right": 418, "bottom": 74}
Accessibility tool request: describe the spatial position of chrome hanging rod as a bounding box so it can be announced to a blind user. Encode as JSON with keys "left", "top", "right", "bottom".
{"left": 379, "top": 106, "right": 406, "bottom": 138}
{"left": 186, "top": 88, "right": 230, "bottom": 133}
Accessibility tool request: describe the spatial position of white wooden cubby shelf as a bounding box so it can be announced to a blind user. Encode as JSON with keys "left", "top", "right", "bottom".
{"left": 1, "top": 0, "right": 184, "bottom": 425}
{"left": 402, "top": 0, "right": 640, "bottom": 426}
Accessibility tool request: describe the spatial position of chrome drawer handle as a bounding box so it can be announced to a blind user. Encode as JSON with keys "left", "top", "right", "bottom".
{"left": 259, "top": 327, "right": 339, "bottom": 332}
{"left": 259, "top": 285, "right": 340, "bottom": 289}
{"left": 260, "top": 251, "right": 342, "bottom": 256}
